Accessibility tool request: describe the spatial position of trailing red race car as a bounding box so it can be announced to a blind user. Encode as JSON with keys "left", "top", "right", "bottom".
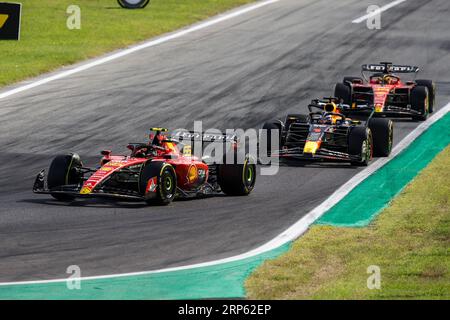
{"left": 33, "top": 128, "right": 256, "bottom": 205}
{"left": 334, "top": 62, "right": 436, "bottom": 121}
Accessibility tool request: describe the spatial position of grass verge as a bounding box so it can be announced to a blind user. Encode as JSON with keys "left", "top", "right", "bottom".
{"left": 246, "top": 146, "right": 450, "bottom": 299}
{"left": 0, "top": 0, "right": 254, "bottom": 87}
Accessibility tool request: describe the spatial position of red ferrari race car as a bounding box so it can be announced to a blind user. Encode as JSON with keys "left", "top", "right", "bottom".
{"left": 334, "top": 62, "right": 436, "bottom": 121}
{"left": 33, "top": 128, "right": 256, "bottom": 205}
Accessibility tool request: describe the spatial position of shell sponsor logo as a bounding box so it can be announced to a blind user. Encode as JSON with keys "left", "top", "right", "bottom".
{"left": 187, "top": 165, "right": 198, "bottom": 183}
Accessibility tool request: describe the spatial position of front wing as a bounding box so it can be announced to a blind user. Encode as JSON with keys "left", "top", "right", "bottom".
{"left": 271, "top": 147, "right": 362, "bottom": 162}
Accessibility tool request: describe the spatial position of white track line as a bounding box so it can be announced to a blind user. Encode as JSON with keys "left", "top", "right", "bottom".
{"left": 0, "top": 0, "right": 279, "bottom": 101}
{"left": 1, "top": 103, "right": 448, "bottom": 287}
{"left": 352, "top": 0, "right": 407, "bottom": 24}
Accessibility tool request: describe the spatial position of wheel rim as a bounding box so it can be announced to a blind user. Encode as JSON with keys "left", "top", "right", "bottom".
{"left": 164, "top": 175, "right": 173, "bottom": 192}
{"left": 361, "top": 134, "right": 372, "bottom": 163}
{"left": 361, "top": 140, "right": 367, "bottom": 162}
{"left": 161, "top": 171, "right": 175, "bottom": 199}
{"left": 247, "top": 165, "right": 253, "bottom": 183}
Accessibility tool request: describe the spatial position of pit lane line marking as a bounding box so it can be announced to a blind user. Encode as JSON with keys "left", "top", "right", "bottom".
{"left": 0, "top": 102, "right": 448, "bottom": 287}
{"left": 0, "top": 0, "right": 279, "bottom": 101}
{"left": 352, "top": 0, "right": 408, "bottom": 24}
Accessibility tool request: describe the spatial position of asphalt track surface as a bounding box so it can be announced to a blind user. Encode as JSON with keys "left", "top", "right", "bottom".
{"left": 0, "top": 0, "right": 449, "bottom": 282}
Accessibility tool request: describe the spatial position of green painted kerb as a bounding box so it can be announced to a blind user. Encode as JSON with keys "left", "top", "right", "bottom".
{"left": 317, "top": 112, "right": 450, "bottom": 227}
{"left": 0, "top": 244, "right": 290, "bottom": 300}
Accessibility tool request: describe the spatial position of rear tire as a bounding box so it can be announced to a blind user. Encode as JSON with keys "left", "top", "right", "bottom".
{"left": 348, "top": 127, "right": 372, "bottom": 166}
{"left": 368, "top": 118, "right": 393, "bottom": 157}
{"left": 334, "top": 82, "right": 352, "bottom": 105}
{"left": 415, "top": 80, "right": 435, "bottom": 113}
{"left": 47, "top": 153, "right": 83, "bottom": 201}
{"left": 140, "top": 161, "right": 177, "bottom": 205}
{"left": 411, "top": 86, "right": 429, "bottom": 121}
{"left": 218, "top": 155, "right": 256, "bottom": 196}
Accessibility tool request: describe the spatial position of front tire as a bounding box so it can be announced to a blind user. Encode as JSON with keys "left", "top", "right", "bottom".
{"left": 369, "top": 118, "right": 393, "bottom": 157}
{"left": 348, "top": 127, "right": 372, "bottom": 166}
{"left": 47, "top": 153, "right": 83, "bottom": 201}
{"left": 411, "top": 86, "right": 429, "bottom": 121}
{"left": 415, "top": 80, "right": 435, "bottom": 113}
{"left": 140, "top": 161, "right": 177, "bottom": 205}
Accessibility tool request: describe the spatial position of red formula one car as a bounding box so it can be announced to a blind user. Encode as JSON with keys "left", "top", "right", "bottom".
{"left": 33, "top": 128, "right": 256, "bottom": 205}
{"left": 334, "top": 62, "right": 436, "bottom": 121}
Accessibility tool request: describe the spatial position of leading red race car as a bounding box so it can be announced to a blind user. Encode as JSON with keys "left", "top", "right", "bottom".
{"left": 33, "top": 128, "right": 256, "bottom": 205}
{"left": 334, "top": 62, "right": 436, "bottom": 121}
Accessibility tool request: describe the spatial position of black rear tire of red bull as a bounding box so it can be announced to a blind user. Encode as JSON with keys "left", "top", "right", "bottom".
{"left": 48, "top": 153, "right": 83, "bottom": 201}
{"left": 117, "top": 0, "right": 150, "bottom": 9}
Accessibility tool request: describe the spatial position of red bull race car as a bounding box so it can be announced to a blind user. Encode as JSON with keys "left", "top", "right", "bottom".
{"left": 334, "top": 62, "right": 436, "bottom": 121}
{"left": 262, "top": 98, "right": 393, "bottom": 166}
{"left": 33, "top": 128, "right": 256, "bottom": 205}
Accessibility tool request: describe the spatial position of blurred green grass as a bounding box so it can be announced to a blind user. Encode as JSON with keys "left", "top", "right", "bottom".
{"left": 0, "top": 0, "right": 253, "bottom": 87}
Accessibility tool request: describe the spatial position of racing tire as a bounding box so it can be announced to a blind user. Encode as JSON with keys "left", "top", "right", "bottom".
{"left": 348, "top": 127, "right": 372, "bottom": 166}
{"left": 410, "top": 86, "right": 429, "bottom": 121}
{"left": 262, "top": 120, "right": 282, "bottom": 158}
{"left": 343, "top": 76, "right": 363, "bottom": 84}
{"left": 140, "top": 161, "right": 177, "bottom": 205}
{"left": 334, "top": 82, "right": 352, "bottom": 105}
{"left": 415, "top": 80, "right": 435, "bottom": 113}
{"left": 368, "top": 118, "right": 393, "bottom": 157}
{"left": 117, "top": 0, "right": 150, "bottom": 9}
{"left": 218, "top": 155, "right": 256, "bottom": 196}
{"left": 47, "top": 153, "right": 83, "bottom": 201}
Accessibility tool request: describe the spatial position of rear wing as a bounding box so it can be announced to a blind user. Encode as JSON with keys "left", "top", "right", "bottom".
{"left": 171, "top": 130, "right": 238, "bottom": 143}
{"left": 361, "top": 62, "right": 419, "bottom": 74}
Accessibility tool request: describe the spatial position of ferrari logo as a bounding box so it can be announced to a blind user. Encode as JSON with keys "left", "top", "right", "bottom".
{"left": 0, "top": 14, "right": 8, "bottom": 28}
